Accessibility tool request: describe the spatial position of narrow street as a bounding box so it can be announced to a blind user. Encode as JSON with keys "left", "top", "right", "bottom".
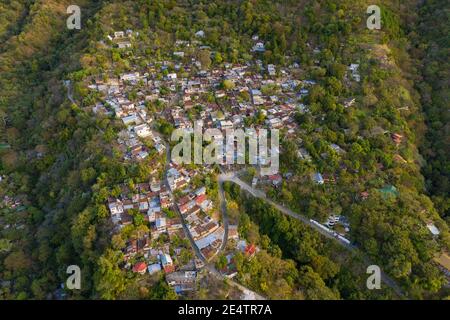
{"left": 217, "top": 175, "right": 229, "bottom": 251}
{"left": 156, "top": 133, "right": 265, "bottom": 300}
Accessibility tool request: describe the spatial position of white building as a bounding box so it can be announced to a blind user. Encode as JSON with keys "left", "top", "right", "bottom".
{"left": 108, "top": 201, "right": 124, "bottom": 215}
{"left": 114, "top": 31, "right": 125, "bottom": 38}
{"left": 253, "top": 42, "right": 265, "bottom": 52}
{"left": 195, "top": 30, "right": 205, "bottom": 38}
{"left": 220, "top": 120, "right": 233, "bottom": 130}
{"left": 117, "top": 41, "right": 132, "bottom": 49}
{"left": 267, "top": 64, "right": 276, "bottom": 76}
{"left": 134, "top": 124, "right": 152, "bottom": 138}
{"left": 167, "top": 73, "right": 177, "bottom": 80}
{"left": 427, "top": 223, "right": 440, "bottom": 236}
{"left": 120, "top": 72, "right": 140, "bottom": 82}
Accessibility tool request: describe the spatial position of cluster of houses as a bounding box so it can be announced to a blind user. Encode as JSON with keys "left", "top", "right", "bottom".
{"left": 92, "top": 31, "right": 375, "bottom": 296}
{"left": 166, "top": 163, "right": 191, "bottom": 192}
{"left": 218, "top": 239, "right": 259, "bottom": 278}
{"left": 105, "top": 156, "right": 222, "bottom": 294}
{"left": 92, "top": 35, "right": 319, "bottom": 137}
{"left": 91, "top": 73, "right": 168, "bottom": 161}
{"left": 166, "top": 60, "right": 304, "bottom": 139}
{"left": 106, "top": 177, "right": 190, "bottom": 278}
{"left": 88, "top": 32, "right": 367, "bottom": 186}
{"left": 175, "top": 185, "right": 225, "bottom": 260}
{"left": 107, "top": 179, "right": 177, "bottom": 234}
{"left": 131, "top": 253, "right": 200, "bottom": 294}
{"left": 105, "top": 29, "right": 137, "bottom": 49}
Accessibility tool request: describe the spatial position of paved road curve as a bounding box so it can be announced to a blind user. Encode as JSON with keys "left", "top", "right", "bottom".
{"left": 217, "top": 174, "right": 229, "bottom": 252}
{"left": 218, "top": 171, "right": 406, "bottom": 299}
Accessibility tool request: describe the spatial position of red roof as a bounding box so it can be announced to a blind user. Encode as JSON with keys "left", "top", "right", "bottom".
{"left": 195, "top": 194, "right": 207, "bottom": 205}
{"left": 178, "top": 195, "right": 191, "bottom": 206}
{"left": 391, "top": 133, "right": 403, "bottom": 144}
{"left": 179, "top": 202, "right": 190, "bottom": 213}
{"left": 268, "top": 174, "right": 282, "bottom": 181}
{"left": 163, "top": 264, "right": 175, "bottom": 273}
{"left": 245, "top": 244, "right": 256, "bottom": 256}
{"left": 132, "top": 262, "right": 147, "bottom": 273}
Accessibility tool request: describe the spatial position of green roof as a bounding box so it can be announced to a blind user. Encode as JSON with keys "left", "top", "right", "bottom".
{"left": 0, "top": 144, "right": 11, "bottom": 150}
{"left": 379, "top": 185, "right": 399, "bottom": 197}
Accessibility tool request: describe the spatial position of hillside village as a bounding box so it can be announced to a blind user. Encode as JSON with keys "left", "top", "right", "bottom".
{"left": 96, "top": 30, "right": 315, "bottom": 295}
{"left": 0, "top": 0, "right": 449, "bottom": 302}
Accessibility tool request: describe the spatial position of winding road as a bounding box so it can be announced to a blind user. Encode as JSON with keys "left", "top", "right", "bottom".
{"left": 217, "top": 170, "right": 406, "bottom": 298}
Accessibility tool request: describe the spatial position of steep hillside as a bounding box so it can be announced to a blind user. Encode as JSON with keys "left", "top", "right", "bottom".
{"left": 412, "top": 0, "right": 450, "bottom": 220}
{"left": 0, "top": 0, "right": 110, "bottom": 299}
{"left": 0, "top": 0, "right": 32, "bottom": 47}
{"left": 0, "top": 0, "right": 448, "bottom": 300}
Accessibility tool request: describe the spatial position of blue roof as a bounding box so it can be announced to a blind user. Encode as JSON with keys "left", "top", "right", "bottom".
{"left": 314, "top": 172, "right": 324, "bottom": 183}
{"left": 160, "top": 253, "right": 172, "bottom": 265}
{"left": 147, "top": 263, "right": 161, "bottom": 274}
